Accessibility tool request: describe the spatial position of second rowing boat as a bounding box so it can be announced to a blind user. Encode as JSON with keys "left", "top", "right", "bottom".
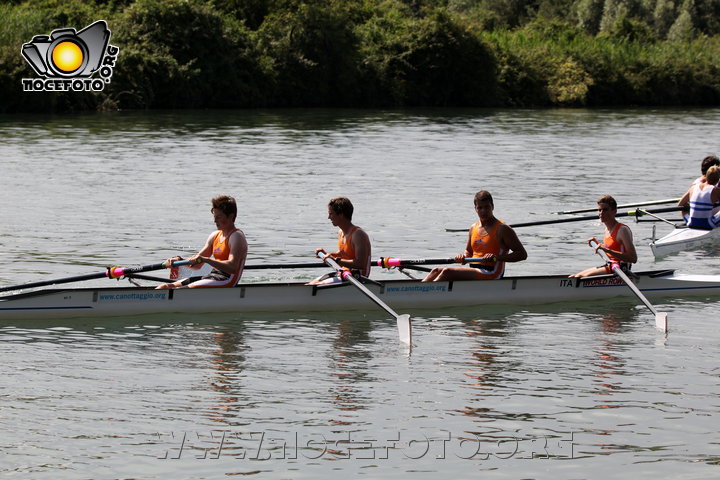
{"left": 650, "top": 225, "right": 720, "bottom": 257}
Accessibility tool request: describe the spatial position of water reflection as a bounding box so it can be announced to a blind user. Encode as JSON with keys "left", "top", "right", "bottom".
{"left": 446, "top": 304, "right": 654, "bottom": 457}
{"left": 326, "top": 315, "right": 375, "bottom": 421}
{"left": 204, "top": 322, "right": 249, "bottom": 425}
{"left": 589, "top": 309, "right": 638, "bottom": 403}
{"left": 460, "top": 317, "right": 511, "bottom": 398}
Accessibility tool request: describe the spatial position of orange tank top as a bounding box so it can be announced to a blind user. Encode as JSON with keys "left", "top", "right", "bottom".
{"left": 469, "top": 220, "right": 505, "bottom": 279}
{"left": 604, "top": 223, "right": 626, "bottom": 264}
{"left": 337, "top": 226, "right": 370, "bottom": 276}
{"left": 212, "top": 229, "right": 238, "bottom": 261}
{"left": 189, "top": 229, "right": 244, "bottom": 288}
{"left": 206, "top": 228, "right": 244, "bottom": 287}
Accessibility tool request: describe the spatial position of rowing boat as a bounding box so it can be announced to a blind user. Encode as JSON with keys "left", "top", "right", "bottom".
{"left": 650, "top": 226, "right": 720, "bottom": 257}
{"left": 2, "top": 269, "right": 720, "bottom": 321}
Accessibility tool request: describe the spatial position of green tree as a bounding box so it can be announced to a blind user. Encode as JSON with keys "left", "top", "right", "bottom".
{"left": 547, "top": 57, "right": 594, "bottom": 104}
{"left": 600, "top": 0, "right": 628, "bottom": 33}
{"left": 111, "top": 0, "right": 262, "bottom": 108}
{"left": 667, "top": 0, "right": 696, "bottom": 41}
{"left": 211, "top": 0, "right": 272, "bottom": 29}
{"left": 483, "top": 0, "right": 538, "bottom": 28}
{"left": 358, "top": 7, "right": 497, "bottom": 106}
{"left": 575, "top": 0, "right": 605, "bottom": 34}
{"left": 693, "top": 0, "right": 720, "bottom": 36}
{"left": 256, "top": 1, "right": 366, "bottom": 106}
{"left": 537, "top": 0, "right": 576, "bottom": 21}
{"left": 653, "top": 0, "right": 677, "bottom": 38}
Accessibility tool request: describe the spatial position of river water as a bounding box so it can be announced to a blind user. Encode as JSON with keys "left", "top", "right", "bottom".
{"left": 1, "top": 108, "right": 719, "bottom": 479}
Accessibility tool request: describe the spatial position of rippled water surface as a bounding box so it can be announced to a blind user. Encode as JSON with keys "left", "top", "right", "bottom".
{"left": 1, "top": 108, "right": 720, "bottom": 479}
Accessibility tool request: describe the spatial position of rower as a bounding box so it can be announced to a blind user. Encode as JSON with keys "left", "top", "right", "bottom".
{"left": 156, "top": 195, "right": 248, "bottom": 289}
{"left": 679, "top": 165, "right": 720, "bottom": 230}
{"left": 309, "top": 197, "right": 372, "bottom": 285}
{"left": 691, "top": 155, "right": 720, "bottom": 187}
{"left": 570, "top": 195, "right": 637, "bottom": 278}
{"left": 422, "top": 190, "right": 527, "bottom": 282}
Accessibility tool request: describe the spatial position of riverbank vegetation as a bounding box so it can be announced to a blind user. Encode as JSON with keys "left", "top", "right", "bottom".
{"left": 1, "top": 0, "right": 719, "bottom": 112}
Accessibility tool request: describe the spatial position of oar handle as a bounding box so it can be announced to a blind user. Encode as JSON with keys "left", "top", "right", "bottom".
{"left": 316, "top": 252, "right": 351, "bottom": 276}
{"left": 377, "top": 257, "right": 452, "bottom": 268}
{"left": 626, "top": 206, "right": 685, "bottom": 217}
{"left": 589, "top": 238, "right": 614, "bottom": 263}
{"left": 105, "top": 259, "right": 192, "bottom": 279}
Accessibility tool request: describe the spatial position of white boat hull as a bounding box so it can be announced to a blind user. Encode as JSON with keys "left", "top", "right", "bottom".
{"left": 650, "top": 227, "right": 720, "bottom": 257}
{"left": 2, "top": 270, "right": 720, "bottom": 321}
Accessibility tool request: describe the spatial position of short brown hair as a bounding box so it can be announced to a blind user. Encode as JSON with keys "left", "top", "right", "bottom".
{"left": 474, "top": 190, "right": 494, "bottom": 207}
{"left": 211, "top": 195, "right": 237, "bottom": 220}
{"left": 597, "top": 194, "right": 617, "bottom": 210}
{"left": 706, "top": 165, "right": 720, "bottom": 185}
{"left": 329, "top": 197, "right": 354, "bottom": 220}
{"left": 701, "top": 155, "right": 720, "bottom": 174}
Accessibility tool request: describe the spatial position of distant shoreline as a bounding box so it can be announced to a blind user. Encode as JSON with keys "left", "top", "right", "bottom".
{"left": 2, "top": 0, "right": 719, "bottom": 113}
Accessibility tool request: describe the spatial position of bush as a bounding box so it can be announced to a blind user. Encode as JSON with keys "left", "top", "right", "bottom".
{"left": 547, "top": 57, "right": 594, "bottom": 104}
{"left": 109, "top": 0, "right": 262, "bottom": 108}
{"left": 357, "top": 6, "right": 497, "bottom": 106}
{"left": 255, "top": 1, "right": 366, "bottom": 107}
{"left": 485, "top": 21, "right": 593, "bottom": 106}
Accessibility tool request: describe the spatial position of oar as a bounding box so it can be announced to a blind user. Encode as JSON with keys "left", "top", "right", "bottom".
{"left": 556, "top": 198, "right": 681, "bottom": 215}
{"left": 636, "top": 208, "right": 683, "bottom": 227}
{"left": 445, "top": 206, "right": 686, "bottom": 232}
{"left": 316, "top": 253, "right": 412, "bottom": 345}
{"left": 376, "top": 257, "right": 490, "bottom": 268}
{"left": 244, "top": 262, "right": 327, "bottom": 270}
{"left": 0, "top": 260, "right": 191, "bottom": 294}
{"left": 242, "top": 257, "right": 490, "bottom": 270}
{"left": 589, "top": 240, "right": 668, "bottom": 332}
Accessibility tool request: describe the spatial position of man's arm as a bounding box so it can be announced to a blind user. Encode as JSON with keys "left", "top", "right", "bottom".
{"left": 500, "top": 225, "right": 528, "bottom": 263}
{"left": 454, "top": 228, "right": 474, "bottom": 263}
{"left": 174, "top": 232, "right": 215, "bottom": 270}
{"left": 713, "top": 186, "right": 720, "bottom": 205}
{"left": 678, "top": 187, "right": 692, "bottom": 208}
